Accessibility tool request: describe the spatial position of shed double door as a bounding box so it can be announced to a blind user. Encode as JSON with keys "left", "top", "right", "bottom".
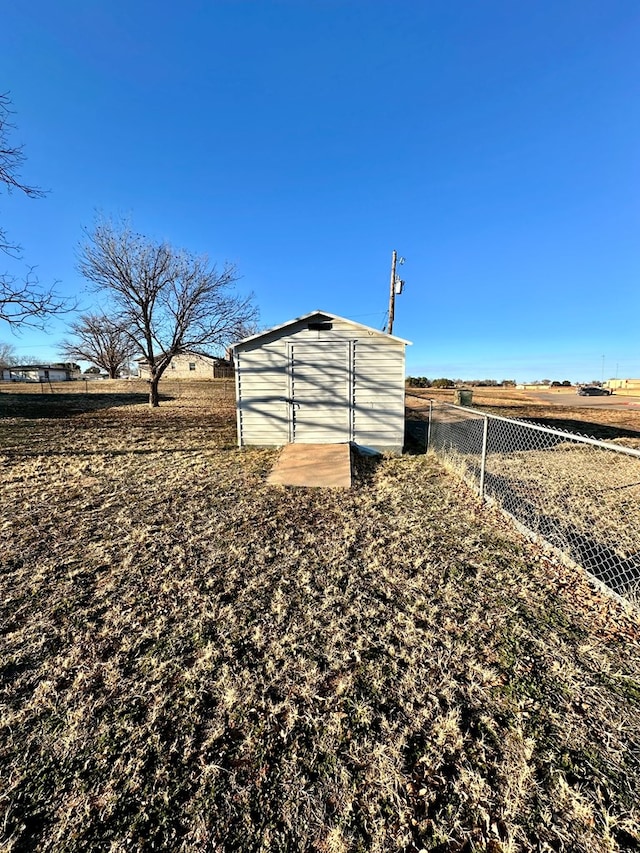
{"left": 289, "top": 341, "right": 353, "bottom": 443}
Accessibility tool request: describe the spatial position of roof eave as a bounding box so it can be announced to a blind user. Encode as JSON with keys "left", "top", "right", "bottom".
{"left": 232, "top": 310, "right": 411, "bottom": 349}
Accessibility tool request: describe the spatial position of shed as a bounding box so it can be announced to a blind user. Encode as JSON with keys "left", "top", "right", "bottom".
{"left": 231, "top": 310, "right": 411, "bottom": 453}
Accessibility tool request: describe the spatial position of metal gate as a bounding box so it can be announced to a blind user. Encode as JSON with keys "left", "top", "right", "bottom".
{"left": 289, "top": 341, "right": 353, "bottom": 443}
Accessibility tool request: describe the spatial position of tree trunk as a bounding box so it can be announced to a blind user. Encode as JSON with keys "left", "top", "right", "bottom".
{"left": 149, "top": 378, "right": 160, "bottom": 407}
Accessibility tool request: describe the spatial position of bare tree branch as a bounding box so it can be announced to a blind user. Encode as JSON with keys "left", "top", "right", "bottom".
{"left": 0, "top": 92, "right": 44, "bottom": 200}
{"left": 0, "top": 92, "right": 71, "bottom": 330}
{"left": 77, "top": 217, "right": 258, "bottom": 406}
{"left": 0, "top": 269, "right": 72, "bottom": 330}
{"left": 0, "top": 92, "right": 45, "bottom": 260}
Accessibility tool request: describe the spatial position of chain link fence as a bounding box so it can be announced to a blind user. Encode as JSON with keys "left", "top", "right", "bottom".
{"left": 420, "top": 400, "right": 640, "bottom": 604}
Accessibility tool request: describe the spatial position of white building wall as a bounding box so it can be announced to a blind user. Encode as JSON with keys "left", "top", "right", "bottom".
{"left": 0, "top": 367, "right": 73, "bottom": 381}
{"left": 45, "top": 369, "right": 70, "bottom": 381}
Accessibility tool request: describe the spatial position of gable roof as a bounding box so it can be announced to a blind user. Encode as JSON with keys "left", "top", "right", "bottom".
{"left": 232, "top": 310, "right": 411, "bottom": 349}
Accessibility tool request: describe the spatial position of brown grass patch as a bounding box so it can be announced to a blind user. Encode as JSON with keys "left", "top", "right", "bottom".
{"left": 406, "top": 387, "right": 640, "bottom": 442}
{"left": 1, "top": 384, "right": 640, "bottom": 851}
{"left": 406, "top": 390, "right": 640, "bottom": 601}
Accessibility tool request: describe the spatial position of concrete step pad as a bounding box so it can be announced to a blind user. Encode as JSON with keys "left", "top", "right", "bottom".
{"left": 267, "top": 443, "right": 352, "bottom": 488}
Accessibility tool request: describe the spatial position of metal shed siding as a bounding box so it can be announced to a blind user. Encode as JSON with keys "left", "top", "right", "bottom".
{"left": 234, "top": 313, "right": 409, "bottom": 452}
{"left": 352, "top": 342, "right": 405, "bottom": 449}
{"left": 235, "top": 344, "right": 290, "bottom": 446}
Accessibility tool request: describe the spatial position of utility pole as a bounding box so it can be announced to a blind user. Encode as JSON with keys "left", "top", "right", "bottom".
{"left": 387, "top": 250, "right": 405, "bottom": 335}
{"left": 387, "top": 251, "right": 398, "bottom": 335}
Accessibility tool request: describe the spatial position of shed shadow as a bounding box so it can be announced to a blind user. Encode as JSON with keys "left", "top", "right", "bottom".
{"left": 350, "top": 446, "right": 385, "bottom": 485}
{"left": 404, "top": 415, "right": 429, "bottom": 454}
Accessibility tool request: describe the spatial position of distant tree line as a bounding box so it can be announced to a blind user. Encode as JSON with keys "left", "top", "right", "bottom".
{"left": 406, "top": 378, "right": 575, "bottom": 389}
{"left": 406, "top": 377, "right": 518, "bottom": 388}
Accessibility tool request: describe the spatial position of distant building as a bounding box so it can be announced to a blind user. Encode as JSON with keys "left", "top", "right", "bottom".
{"left": 516, "top": 383, "right": 552, "bottom": 391}
{"left": 136, "top": 351, "right": 233, "bottom": 380}
{"left": 606, "top": 379, "right": 640, "bottom": 394}
{"left": 1, "top": 363, "right": 81, "bottom": 382}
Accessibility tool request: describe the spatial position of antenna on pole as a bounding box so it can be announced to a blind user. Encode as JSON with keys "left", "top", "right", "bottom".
{"left": 387, "top": 251, "right": 405, "bottom": 335}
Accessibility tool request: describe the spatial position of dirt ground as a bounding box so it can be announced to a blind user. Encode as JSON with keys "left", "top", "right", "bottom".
{"left": 1, "top": 381, "right": 639, "bottom": 852}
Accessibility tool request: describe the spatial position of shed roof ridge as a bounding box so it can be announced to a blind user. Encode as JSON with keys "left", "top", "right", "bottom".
{"left": 232, "top": 310, "right": 411, "bottom": 348}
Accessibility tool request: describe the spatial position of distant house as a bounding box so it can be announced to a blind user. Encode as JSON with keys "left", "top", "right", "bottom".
{"left": 1, "top": 363, "right": 81, "bottom": 382}
{"left": 136, "top": 352, "right": 233, "bottom": 380}
{"left": 516, "top": 383, "right": 553, "bottom": 391}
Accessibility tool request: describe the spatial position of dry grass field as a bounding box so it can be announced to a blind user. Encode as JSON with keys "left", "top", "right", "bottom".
{"left": 2, "top": 381, "right": 640, "bottom": 852}
{"left": 406, "top": 388, "right": 640, "bottom": 445}
{"left": 405, "top": 388, "right": 640, "bottom": 600}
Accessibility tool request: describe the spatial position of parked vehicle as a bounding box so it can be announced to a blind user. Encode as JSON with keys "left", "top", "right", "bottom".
{"left": 577, "top": 386, "right": 612, "bottom": 396}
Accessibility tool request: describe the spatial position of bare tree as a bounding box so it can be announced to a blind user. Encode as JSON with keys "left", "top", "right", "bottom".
{"left": 0, "top": 92, "right": 69, "bottom": 329}
{"left": 0, "top": 340, "right": 17, "bottom": 366}
{"left": 77, "top": 217, "right": 258, "bottom": 406}
{"left": 60, "top": 312, "right": 132, "bottom": 379}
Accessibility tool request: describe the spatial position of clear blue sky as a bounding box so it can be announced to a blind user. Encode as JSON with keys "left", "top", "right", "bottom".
{"left": 2, "top": 0, "right": 638, "bottom": 382}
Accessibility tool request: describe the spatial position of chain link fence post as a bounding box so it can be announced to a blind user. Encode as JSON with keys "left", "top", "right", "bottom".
{"left": 427, "top": 399, "right": 433, "bottom": 452}
{"left": 479, "top": 414, "right": 489, "bottom": 500}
